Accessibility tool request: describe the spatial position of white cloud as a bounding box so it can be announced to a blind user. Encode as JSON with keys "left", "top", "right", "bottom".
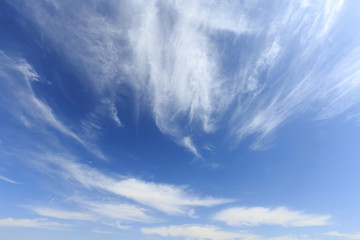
{"left": 0, "top": 53, "right": 105, "bottom": 159}
{"left": 16, "top": 60, "right": 40, "bottom": 82}
{"left": 213, "top": 206, "right": 331, "bottom": 227}
{"left": 7, "top": 0, "right": 240, "bottom": 155}
{"left": 7, "top": 0, "right": 360, "bottom": 151}
{"left": 81, "top": 201, "right": 156, "bottom": 223}
{"left": 326, "top": 231, "right": 360, "bottom": 240}
{"left": 40, "top": 154, "right": 231, "bottom": 215}
{"left": 92, "top": 229, "right": 115, "bottom": 234}
{"left": 110, "top": 102, "right": 123, "bottom": 127}
{"left": 318, "top": 0, "right": 345, "bottom": 37}
{"left": 33, "top": 207, "right": 95, "bottom": 221}
{"left": 0, "top": 174, "right": 18, "bottom": 184}
{"left": 182, "top": 136, "right": 200, "bottom": 157}
{"left": 267, "top": 237, "right": 303, "bottom": 240}
{"left": 0, "top": 218, "right": 66, "bottom": 229}
{"left": 141, "top": 224, "right": 260, "bottom": 240}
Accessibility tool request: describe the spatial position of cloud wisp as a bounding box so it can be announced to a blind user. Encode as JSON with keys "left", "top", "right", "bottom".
{"left": 213, "top": 206, "right": 331, "bottom": 227}
{"left": 0, "top": 174, "right": 19, "bottom": 184}
{"left": 38, "top": 154, "right": 231, "bottom": 215}
{"left": 79, "top": 201, "right": 156, "bottom": 223}
{"left": 32, "top": 208, "right": 95, "bottom": 221}
{"left": 141, "top": 224, "right": 260, "bottom": 240}
{"left": 0, "top": 52, "right": 105, "bottom": 159}
{"left": 7, "top": 0, "right": 360, "bottom": 153}
{"left": 0, "top": 218, "right": 67, "bottom": 229}
{"left": 31, "top": 200, "right": 157, "bottom": 225}
{"left": 326, "top": 231, "right": 360, "bottom": 240}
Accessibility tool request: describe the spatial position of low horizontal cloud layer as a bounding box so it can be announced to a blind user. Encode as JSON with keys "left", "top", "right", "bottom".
{"left": 213, "top": 206, "right": 331, "bottom": 227}
{"left": 141, "top": 224, "right": 260, "bottom": 240}
{"left": 326, "top": 231, "right": 360, "bottom": 240}
{"left": 0, "top": 218, "right": 66, "bottom": 229}
{"left": 32, "top": 208, "right": 95, "bottom": 221}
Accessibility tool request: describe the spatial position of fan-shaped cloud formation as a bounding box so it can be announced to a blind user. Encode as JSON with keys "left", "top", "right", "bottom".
{"left": 7, "top": 0, "right": 360, "bottom": 155}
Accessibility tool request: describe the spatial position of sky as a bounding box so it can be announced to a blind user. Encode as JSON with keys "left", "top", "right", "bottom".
{"left": 0, "top": 0, "right": 360, "bottom": 239}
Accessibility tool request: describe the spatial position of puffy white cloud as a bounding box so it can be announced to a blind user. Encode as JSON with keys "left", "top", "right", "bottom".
{"left": 213, "top": 206, "right": 331, "bottom": 227}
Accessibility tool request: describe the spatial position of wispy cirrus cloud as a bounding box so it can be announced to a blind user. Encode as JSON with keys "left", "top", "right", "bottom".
{"left": 0, "top": 218, "right": 67, "bottom": 229}
{"left": 5, "top": 0, "right": 249, "bottom": 156}
{"left": 7, "top": 0, "right": 360, "bottom": 153}
{"left": 0, "top": 52, "right": 105, "bottom": 159}
{"left": 79, "top": 201, "right": 156, "bottom": 223}
{"left": 92, "top": 229, "right": 115, "bottom": 234}
{"left": 32, "top": 201, "right": 156, "bottom": 225}
{"left": 37, "top": 153, "right": 231, "bottom": 215}
{"left": 141, "top": 224, "right": 312, "bottom": 240}
{"left": 0, "top": 174, "right": 18, "bottom": 184}
{"left": 141, "top": 224, "right": 260, "bottom": 240}
{"left": 326, "top": 231, "right": 360, "bottom": 240}
{"left": 213, "top": 206, "right": 331, "bottom": 227}
{"left": 32, "top": 207, "right": 95, "bottom": 221}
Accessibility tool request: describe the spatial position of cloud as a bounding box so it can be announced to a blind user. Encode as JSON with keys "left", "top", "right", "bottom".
{"left": 32, "top": 201, "right": 155, "bottom": 224}
{"left": 80, "top": 201, "right": 156, "bottom": 223}
{"left": 0, "top": 218, "right": 66, "bottom": 229}
{"left": 182, "top": 136, "right": 200, "bottom": 157}
{"left": 267, "top": 237, "right": 304, "bottom": 240}
{"left": 110, "top": 102, "right": 123, "bottom": 127}
{"left": 0, "top": 174, "right": 18, "bottom": 184}
{"left": 0, "top": 52, "right": 105, "bottom": 159}
{"left": 5, "top": 0, "right": 242, "bottom": 154}
{"left": 92, "top": 229, "right": 114, "bottom": 234}
{"left": 141, "top": 224, "right": 260, "bottom": 240}
{"left": 32, "top": 207, "right": 95, "bottom": 221}
{"left": 326, "top": 231, "right": 360, "bottom": 240}
{"left": 7, "top": 0, "right": 360, "bottom": 152}
{"left": 213, "top": 206, "right": 331, "bottom": 227}
{"left": 39, "top": 154, "right": 231, "bottom": 215}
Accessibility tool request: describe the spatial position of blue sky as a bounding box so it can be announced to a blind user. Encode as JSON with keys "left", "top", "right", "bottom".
{"left": 1, "top": 0, "right": 360, "bottom": 239}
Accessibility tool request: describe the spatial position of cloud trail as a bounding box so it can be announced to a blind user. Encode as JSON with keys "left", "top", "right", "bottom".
{"left": 326, "top": 231, "right": 360, "bottom": 240}
{"left": 213, "top": 206, "right": 331, "bottom": 227}
{"left": 141, "top": 224, "right": 260, "bottom": 240}
{"left": 38, "top": 154, "right": 231, "bottom": 215}
{"left": 0, "top": 174, "right": 18, "bottom": 184}
{"left": 0, "top": 52, "right": 105, "bottom": 159}
{"left": 0, "top": 218, "right": 66, "bottom": 229}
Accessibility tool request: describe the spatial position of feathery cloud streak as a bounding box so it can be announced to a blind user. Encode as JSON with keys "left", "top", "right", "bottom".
{"left": 39, "top": 154, "right": 231, "bottom": 215}
{"left": 0, "top": 52, "right": 105, "bottom": 159}
{"left": 141, "top": 224, "right": 260, "bottom": 240}
{"left": 213, "top": 206, "right": 331, "bottom": 227}
{"left": 326, "top": 231, "right": 360, "bottom": 240}
{"left": 6, "top": 0, "right": 360, "bottom": 153}
{"left": 0, "top": 218, "right": 66, "bottom": 229}
{"left": 32, "top": 208, "right": 95, "bottom": 221}
{"left": 0, "top": 174, "right": 18, "bottom": 184}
